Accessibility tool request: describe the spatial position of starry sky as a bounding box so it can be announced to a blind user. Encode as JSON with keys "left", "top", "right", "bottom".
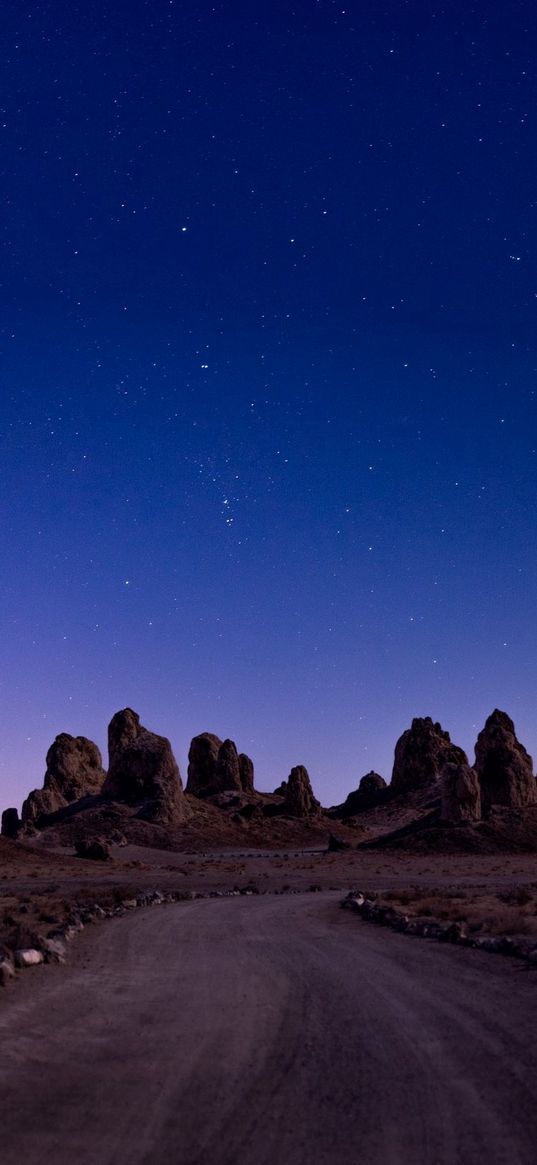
{"left": 2, "top": 0, "right": 537, "bottom": 813}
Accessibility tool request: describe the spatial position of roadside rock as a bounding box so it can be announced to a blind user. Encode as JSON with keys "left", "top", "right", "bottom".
{"left": 0, "top": 958, "right": 15, "bottom": 986}
{"left": 283, "top": 766, "right": 321, "bottom": 817}
{"left": 102, "top": 709, "right": 185, "bottom": 825}
{"left": 441, "top": 762, "right": 482, "bottom": 823}
{"left": 475, "top": 709, "right": 536, "bottom": 812}
{"left": 14, "top": 949, "right": 44, "bottom": 968}
{"left": 1, "top": 808, "right": 20, "bottom": 839}
{"left": 391, "top": 717, "right": 467, "bottom": 794}
{"left": 41, "top": 937, "right": 67, "bottom": 964}
{"left": 21, "top": 733, "right": 106, "bottom": 825}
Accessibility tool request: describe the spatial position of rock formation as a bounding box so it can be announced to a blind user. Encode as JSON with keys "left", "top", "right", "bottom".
{"left": 358, "top": 772, "right": 387, "bottom": 798}
{"left": 239, "top": 752, "right": 254, "bottom": 793}
{"left": 1, "top": 808, "right": 20, "bottom": 839}
{"left": 441, "top": 762, "right": 481, "bottom": 823}
{"left": 186, "top": 733, "right": 255, "bottom": 797}
{"left": 186, "top": 732, "right": 223, "bottom": 796}
{"left": 283, "top": 766, "right": 320, "bottom": 817}
{"left": 391, "top": 717, "right": 467, "bottom": 794}
{"left": 215, "top": 739, "right": 242, "bottom": 794}
{"left": 102, "top": 709, "right": 185, "bottom": 825}
{"left": 338, "top": 772, "right": 387, "bottom": 816}
{"left": 21, "top": 734, "right": 106, "bottom": 825}
{"left": 474, "top": 710, "right": 536, "bottom": 812}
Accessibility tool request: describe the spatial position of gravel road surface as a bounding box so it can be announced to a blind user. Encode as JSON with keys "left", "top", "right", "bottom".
{"left": 1, "top": 892, "right": 537, "bottom": 1164}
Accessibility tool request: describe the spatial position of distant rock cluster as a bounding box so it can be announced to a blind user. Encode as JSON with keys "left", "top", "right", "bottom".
{"left": 2, "top": 709, "right": 322, "bottom": 841}
{"left": 186, "top": 733, "right": 254, "bottom": 798}
{"left": 397, "top": 709, "right": 536, "bottom": 825}
{"left": 2, "top": 705, "right": 536, "bottom": 845}
{"left": 331, "top": 709, "right": 536, "bottom": 829}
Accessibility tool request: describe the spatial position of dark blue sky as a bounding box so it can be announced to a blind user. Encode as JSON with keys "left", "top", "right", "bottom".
{"left": 2, "top": 1, "right": 537, "bottom": 811}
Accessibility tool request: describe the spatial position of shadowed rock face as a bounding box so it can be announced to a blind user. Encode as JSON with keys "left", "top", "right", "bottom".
{"left": 215, "top": 739, "right": 242, "bottom": 793}
{"left": 359, "top": 772, "right": 387, "bottom": 797}
{"left": 186, "top": 733, "right": 223, "bottom": 796}
{"left": 102, "top": 709, "right": 185, "bottom": 825}
{"left": 475, "top": 710, "right": 536, "bottom": 812}
{"left": 283, "top": 766, "right": 320, "bottom": 817}
{"left": 339, "top": 772, "right": 387, "bottom": 816}
{"left": 238, "top": 753, "right": 254, "bottom": 793}
{"left": 391, "top": 718, "right": 467, "bottom": 793}
{"left": 21, "top": 734, "right": 106, "bottom": 824}
{"left": 441, "top": 762, "right": 482, "bottom": 823}
{"left": 1, "top": 808, "right": 20, "bottom": 839}
{"left": 186, "top": 734, "right": 255, "bottom": 797}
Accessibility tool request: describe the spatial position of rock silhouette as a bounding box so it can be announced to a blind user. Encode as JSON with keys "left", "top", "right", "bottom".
{"left": 215, "top": 739, "right": 242, "bottom": 794}
{"left": 283, "top": 766, "right": 320, "bottom": 817}
{"left": 186, "top": 734, "right": 255, "bottom": 797}
{"left": 391, "top": 718, "right": 467, "bottom": 793}
{"left": 441, "top": 762, "right": 482, "bottom": 823}
{"left": 186, "top": 732, "right": 223, "bottom": 797}
{"left": 339, "top": 772, "right": 387, "bottom": 816}
{"left": 239, "top": 753, "right": 254, "bottom": 793}
{"left": 1, "top": 808, "right": 20, "bottom": 839}
{"left": 21, "top": 734, "right": 106, "bottom": 825}
{"left": 475, "top": 710, "right": 536, "bottom": 812}
{"left": 102, "top": 709, "right": 185, "bottom": 825}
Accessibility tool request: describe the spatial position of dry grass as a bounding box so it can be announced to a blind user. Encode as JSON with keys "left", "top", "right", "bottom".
{"left": 378, "top": 886, "right": 537, "bottom": 938}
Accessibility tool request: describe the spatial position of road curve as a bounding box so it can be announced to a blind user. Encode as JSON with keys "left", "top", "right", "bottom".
{"left": 1, "top": 892, "right": 537, "bottom": 1164}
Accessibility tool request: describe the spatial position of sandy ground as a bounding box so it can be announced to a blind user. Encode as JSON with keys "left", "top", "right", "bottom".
{"left": 2, "top": 891, "right": 537, "bottom": 1164}
{"left": 3, "top": 840, "right": 537, "bottom": 953}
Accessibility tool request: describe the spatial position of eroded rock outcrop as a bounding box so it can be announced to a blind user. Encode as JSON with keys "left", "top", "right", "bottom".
{"left": 338, "top": 772, "right": 388, "bottom": 816}
{"left": 391, "top": 718, "right": 467, "bottom": 794}
{"left": 186, "top": 732, "right": 223, "bottom": 796}
{"left": 186, "top": 733, "right": 255, "bottom": 797}
{"left": 21, "top": 734, "right": 106, "bottom": 825}
{"left": 475, "top": 710, "right": 536, "bottom": 812}
{"left": 283, "top": 766, "right": 320, "bottom": 817}
{"left": 441, "top": 762, "right": 481, "bottom": 823}
{"left": 1, "top": 808, "right": 20, "bottom": 839}
{"left": 239, "top": 753, "right": 254, "bottom": 793}
{"left": 102, "top": 709, "right": 185, "bottom": 825}
{"left": 215, "top": 739, "right": 242, "bottom": 794}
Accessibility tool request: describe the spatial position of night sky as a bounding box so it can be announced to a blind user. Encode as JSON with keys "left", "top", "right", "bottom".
{"left": 2, "top": 1, "right": 537, "bottom": 813}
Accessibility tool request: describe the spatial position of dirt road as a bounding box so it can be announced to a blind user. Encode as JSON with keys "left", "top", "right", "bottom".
{"left": 1, "top": 892, "right": 537, "bottom": 1164}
